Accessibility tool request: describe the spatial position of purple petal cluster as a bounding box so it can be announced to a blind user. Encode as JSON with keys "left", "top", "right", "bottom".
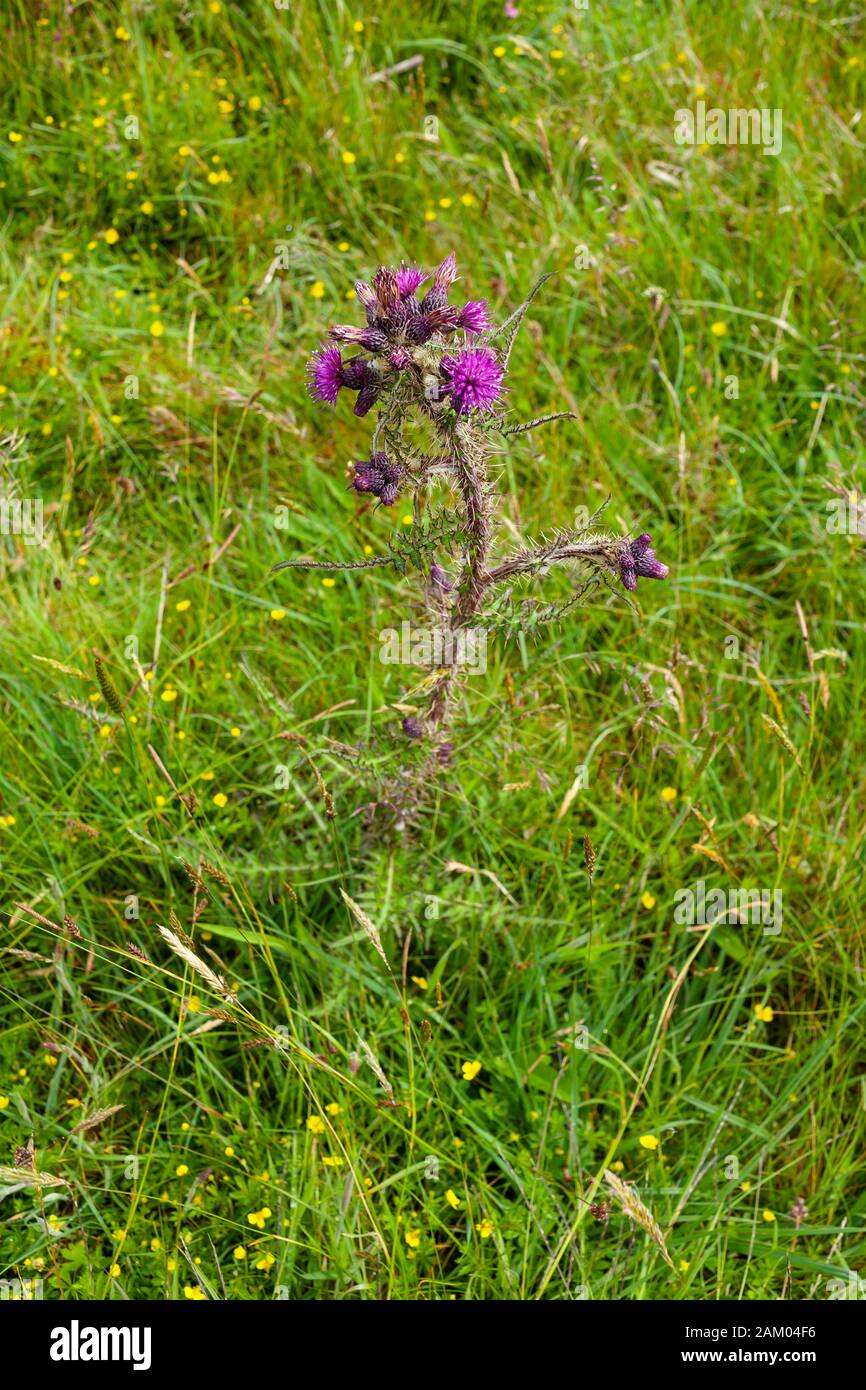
{"left": 441, "top": 348, "right": 505, "bottom": 415}
{"left": 352, "top": 451, "right": 403, "bottom": 507}
{"left": 306, "top": 252, "right": 495, "bottom": 411}
{"left": 617, "top": 533, "right": 669, "bottom": 592}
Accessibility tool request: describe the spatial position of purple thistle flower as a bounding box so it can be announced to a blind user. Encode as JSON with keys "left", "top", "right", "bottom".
{"left": 432, "top": 251, "right": 457, "bottom": 292}
{"left": 617, "top": 533, "right": 669, "bottom": 592}
{"left": 354, "top": 382, "right": 380, "bottom": 417}
{"left": 396, "top": 262, "right": 427, "bottom": 297}
{"left": 352, "top": 465, "right": 384, "bottom": 495}
{"left": 425, "top": 306, "right": 460, "bottom": 333}
{"left": 402, "top": 716, "right": 424, "bottom": 739}
{"left": 388, "top": 348, "right": 412, "bottom": 370}
{"left": 370, "top": 450, "right": 397, "bottom": 479}
{"left": 442, "top": 348, "right": 504, "bottom": 414}
{"left": 420, "top": 254, "right": 457, "bottom": 314}
{"left": 341, "top": 356, "right": 374, "bottom": 389}
{"left": 307, "top": 345, "right": 344, "bottom": 407}
{"left": 373, "top": 265, "right": 400, "bottom": 314}
{"left": 379, "top": 482, "right": 398, "bottom": 506}
{"left": 405, "top": 315, "right": 436, "bottom": 344}
{"left": 457, "top": 300, "right": 492, "bottom": 334}
{"left": 353, "top": 452, "right": 400, "bottom": 498}
{"left": 420, "top": 287, "right": 446, "bottom": 313}
{"left": 355, "top": 280, "right": 377, "bottom": 312}
{"left": 330, "top": 324, "right": 390, "bottom": 353}
{"left": 436, "top": 741, "right": 454, "bottom": 765}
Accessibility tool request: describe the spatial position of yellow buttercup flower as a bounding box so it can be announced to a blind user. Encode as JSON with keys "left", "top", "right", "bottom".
{"left": 461, "top": 1060, "right": 482, "bottom": 1082}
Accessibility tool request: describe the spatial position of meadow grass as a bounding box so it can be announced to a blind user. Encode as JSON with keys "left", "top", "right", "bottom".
{"left": 0, "top": 0, "right": 864, "bottom": 1301}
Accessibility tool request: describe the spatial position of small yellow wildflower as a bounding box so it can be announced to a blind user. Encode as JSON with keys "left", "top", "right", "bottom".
{"left": 763, "top": 1210, "right": 776, "bottom": 1223}
{"left": 477, "top": 1219, "right": 494, "bottom": 1239}
{"left": 104, "top": 228, "right": 120, "bottom": 245}
{"left": 184, "top": 1285, "right": 206, "bottom": 1300}
{"left": 710, "top": 322, "right": 727, "bottom": 337}
{"left": 661, "top": 787, "right": 678, "bottom": 803}
{"left": 306, "top": 1115, "right": 326, "bottom": 1135}
{"left": 405, "top": 1229, "right": 420, "bottom": 1249}
{"left": 341, "top": 151, "right": 356, "bottom": 165}
{"left": 445, "top": 1189, "right": 461, "bottom": 1209}
{"left": 212, "top": 793, "right": 228, "bottom": 808}
{"left": 640, "top": 891, "right": 656, "bottom": 910}
{"left": 461, "top": 1060, "right": 482, "bottom": 1082}
{"left": 639, "top": 1134, "right": 659, "bottom": 1151}
{"left": 754, "top": 1004, "right": 774, "bottom": 1023}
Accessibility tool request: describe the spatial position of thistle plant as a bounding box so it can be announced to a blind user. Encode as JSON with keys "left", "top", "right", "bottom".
{"left": 275, "top": 253, "right": 669, "bottom": 745}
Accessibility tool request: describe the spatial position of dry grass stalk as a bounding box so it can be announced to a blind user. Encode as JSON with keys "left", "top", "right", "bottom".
{"left": 157, "top": 925, "right": 237, "bottom": 1002}
{"left": 604, "top": 1168, "right": 675, "bottom": 1270}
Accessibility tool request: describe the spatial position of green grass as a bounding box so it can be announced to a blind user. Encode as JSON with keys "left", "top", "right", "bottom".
{"left": 1, "top": 0, "right": 864, "bottom": 1301}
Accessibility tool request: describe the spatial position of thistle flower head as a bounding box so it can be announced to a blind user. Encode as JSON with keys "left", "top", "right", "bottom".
{"left": 396, "top": 262, "right": 426, "bottom": 297}
{"left": 441, "top": 347, "right": 505, "bottom": 414}
{"left": 341, "top": 356, "right": 374, "bottom": 389}
{"left": 353, "top": 381, "right": 380, "bottom": 416}
{"left": 307, "top": 344, "right": 344, "bottom": 408}
{"left": 373, "top": 264, "right": 400, "bottom": 314}
{"left": 617, "top": 533, "right": 669, "bottom": 592}
{"left": 402, "top": 716, "right": 424, "bottom": 739}
{"left": 354, "top": 280, "right": 378, "bottom": 313}
{"left": 457, "top": 300, "right": 492, "bottom": 334}
{"left": 352, "top": 452, "right": 401, "bottom": 503}
{"left": 330, "top": 323, "right": 389, "bottom": 352}
{"left": 432, "top": 251, "right": 458, "bottom": 292}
